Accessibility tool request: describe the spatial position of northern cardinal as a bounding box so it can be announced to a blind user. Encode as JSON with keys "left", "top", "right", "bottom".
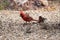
{"left": 20, "top": 11, "right": 38, "bottom": 23}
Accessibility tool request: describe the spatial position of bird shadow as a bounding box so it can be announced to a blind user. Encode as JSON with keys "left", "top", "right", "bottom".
{"left": 38, "top": 22, "right": 60, "bottom": 30}
{"left": 19, "top": 22, "right": 38, "bottom": 33}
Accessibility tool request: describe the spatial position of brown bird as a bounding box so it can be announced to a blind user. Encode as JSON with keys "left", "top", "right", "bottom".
{"left": 38, "top": 16, "right": 47, "bottom": 23}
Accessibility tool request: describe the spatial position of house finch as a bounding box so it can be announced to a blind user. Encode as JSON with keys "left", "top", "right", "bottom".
{"left": 20, "top": 11, "right": 38, "bottom": 23}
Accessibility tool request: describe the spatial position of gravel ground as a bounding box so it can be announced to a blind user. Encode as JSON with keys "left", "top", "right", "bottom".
{"left": 0, "top": 8, "right": 60, "bottom": 40}
{"left": 0, "top": 2, "right": 60, "bottom": 40}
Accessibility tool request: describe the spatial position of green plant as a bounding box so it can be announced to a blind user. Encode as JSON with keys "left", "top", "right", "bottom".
{"left": 0, "top": 4, "right": 4, "bottom": 10}
{"left": 0, "top": 0, "right": 9, "bottom": 10}
{"left": 2, "top": 0, "right": 9, "bottom": 7}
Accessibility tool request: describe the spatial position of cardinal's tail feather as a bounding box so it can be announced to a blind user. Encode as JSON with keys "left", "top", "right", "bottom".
{"left": 32, "top": 19, "right": 38, "bottom": 21}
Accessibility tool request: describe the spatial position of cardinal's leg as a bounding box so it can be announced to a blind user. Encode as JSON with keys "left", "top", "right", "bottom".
{"left": 23, "top": 21, "right": 28, "bottom": 26}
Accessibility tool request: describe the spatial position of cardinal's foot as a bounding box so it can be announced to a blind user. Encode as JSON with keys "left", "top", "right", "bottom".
{"left": 23, "top": 23, "right": 27, "bottom": 25}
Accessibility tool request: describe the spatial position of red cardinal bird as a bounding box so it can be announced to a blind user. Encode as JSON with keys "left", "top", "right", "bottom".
{"left": 20, "top": 11, "right": 38, "bottom": 23}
